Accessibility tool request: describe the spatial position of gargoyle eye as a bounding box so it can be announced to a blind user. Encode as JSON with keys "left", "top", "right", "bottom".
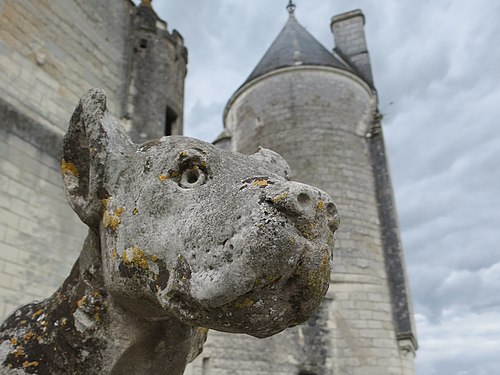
{"left": 179, "top": 167, "right": 207, "bottom": 189}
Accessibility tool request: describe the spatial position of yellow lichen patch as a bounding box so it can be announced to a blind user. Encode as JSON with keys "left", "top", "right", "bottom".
{"left": 133, "top": 207, "right": 139, "bottom": 215}
{"left": 61, "top": 160, "right": 78, "bottom": 176}
{"left": 112, "top": 250, "right": 118, "bottom": 259}
{"left": 60, "top": 318, "right": 68, "bottom": 326}
{"left": 252, "top": 179, "right": 269, "bottom": 188}
{"left": 14, "top": 346, "right": 25, "bottom": 357}
{"left": 101, "top": 198, "right": 109, "bottom": 209}
{"left": 123, "top": 245, "right": 149, "bottom": 270}
{"left": 22, "top": 361, "right": 39, "bottom": 368}
{"left": 151, "top": 255, "right": 159, "bottom": 262}
{"left": 76, "top": 295, "right": 87, "bottom": 308}
{"left": 316, "top": 200, "right": 325, "bottom": 211}
{"left": 179, "top": 151, "right": 189, "bottom": 158}
{"left": 159, "top": 174, "right": 169, "bottom": 181}
{"left": 169, "top": 170, "right": 179, "bottom": 178}
{"left": 197, "top": 327, "right": 209, "bottom": 335}
{"left": 31, "top": 310, "right": 43, "bottom": 319}
{"left": 301, "top": 222, "right": 318, "bottom": 240}
{"left": 103, "top": 207, "right": 124, "bottom": 230}
{"left": 10, "top": 337, "right": 17, "bottom": 346}
{"left": 23, "top": 332, "right": 35, "bottom": 341}
{"left": 307, "top": 250, "right": 331, "bottom": 295}
{"left": 272, "top": 192, "right": 288, "bottom": 204}
{"left": 94, "top": 312, "right": 101, "bottom": 322}
{"left": 234, "top": 298, "right": 255, "bottom": 309}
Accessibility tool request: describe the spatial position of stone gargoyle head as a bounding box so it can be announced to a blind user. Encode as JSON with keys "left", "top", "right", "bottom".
{"left": 0, "top": 89, "right": 339, "bottom": 374}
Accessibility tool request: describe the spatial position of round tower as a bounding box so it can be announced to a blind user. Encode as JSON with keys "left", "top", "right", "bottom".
{"left": 194, "top": 5, "right": 416, "bottom": 375}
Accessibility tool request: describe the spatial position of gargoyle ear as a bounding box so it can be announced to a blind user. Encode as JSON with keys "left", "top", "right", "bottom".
{"left": 61, "top": 89, "right": 133, "bottom": 228}
{"left": 250, "top": 147, "right": 291, "bottom": 180}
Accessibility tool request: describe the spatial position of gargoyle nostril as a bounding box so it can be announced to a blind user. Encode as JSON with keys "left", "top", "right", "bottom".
{"left": 326, "top": 203, "right": 337, "bottom": 216}
{"left": 297, "top": 193, "right": 310, "bottom": 205}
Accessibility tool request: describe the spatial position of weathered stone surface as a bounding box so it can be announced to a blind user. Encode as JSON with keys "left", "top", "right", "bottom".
{"left": 0, "top": 89, "right": 338, "bottom": 374}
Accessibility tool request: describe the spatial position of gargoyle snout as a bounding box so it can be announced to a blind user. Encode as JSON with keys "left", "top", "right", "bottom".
{"left": 268, "top": 183, "right": 340, "bottom": 234}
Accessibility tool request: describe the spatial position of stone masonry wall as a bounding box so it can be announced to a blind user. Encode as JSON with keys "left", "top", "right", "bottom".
{"left": 0, "top": 0, "right": 136, "bottom": 320}
{"left": 0, "top": 0, "right": 134, "bottom": 133}
{"left": 0, "top": 126, "right": 86, "bottom": 319}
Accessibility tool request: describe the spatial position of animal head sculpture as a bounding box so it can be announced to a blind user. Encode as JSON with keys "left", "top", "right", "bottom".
{"left": 0, "top": 89, "right": 341, "bottom": 374}
{"left": 62, "top": 89, "right": 339, "bottom": 339}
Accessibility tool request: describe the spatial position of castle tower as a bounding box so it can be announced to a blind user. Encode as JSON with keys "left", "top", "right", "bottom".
{"left": 124, "top": 0, "right": 188, "bottom": 142}
{"left": 190, "top": 5, "right": 417, "bottom": 375}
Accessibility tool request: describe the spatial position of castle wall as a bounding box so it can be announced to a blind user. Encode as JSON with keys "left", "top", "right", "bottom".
{"left": 187, "top": 67, "right": 412, "bottom": 374}
{"left": 0, "top": 0, "right": 135, "bottom": 133}
{"left": 0, "top": 0, "right": 138, "bottom": 320}
{"left": 0, "top": 124, "right": 86, "bottom": 319}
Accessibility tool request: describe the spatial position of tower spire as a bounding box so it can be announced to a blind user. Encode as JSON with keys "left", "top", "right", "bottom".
{"left": 286, "top": 0, "right": 296, "bottom": 15}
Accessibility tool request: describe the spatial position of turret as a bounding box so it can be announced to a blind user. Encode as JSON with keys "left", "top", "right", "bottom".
{"left": 124, "top": 0, "right": 188, "bottom": 142}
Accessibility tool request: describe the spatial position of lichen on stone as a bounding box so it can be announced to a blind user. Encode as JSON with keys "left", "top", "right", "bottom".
{"left": 307, "top": 249, "right": 331, "bottom": 295}
{"left": 103, "top": 207, "right": 124, "bottom": 230}
{"left": 252, "top": 179, "right": 269, "bottom": 188}
{"left": 22, "top": 360, "right": 39, "bottom": 368}
{"left": 266, "top": 275, "right": 282, "bottom": 283}
{"left": 271, "top": 191, "right": 288, "bottom": 204}
{"left": 77, "top": 296, "right": 87, "bottom": 308}
{"left": 234, "top": 298, "right": 255, "bottom": 309}
{"left": 61, "top": 159, "right": 79, "bottom": 176}
{"left": 123, "top": 245, "right": 149, "bottom": 270}
{"left": 316, "top": 200, "right": 325, "bottom": 211}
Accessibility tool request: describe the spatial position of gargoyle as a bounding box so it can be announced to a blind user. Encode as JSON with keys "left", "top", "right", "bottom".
{"left": 0, "top": 89, "right": 339, "bottom": 374}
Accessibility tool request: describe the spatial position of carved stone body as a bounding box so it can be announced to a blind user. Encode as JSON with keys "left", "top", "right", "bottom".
{"left": 0, "top": 89, "right": 339, "bottom": 374}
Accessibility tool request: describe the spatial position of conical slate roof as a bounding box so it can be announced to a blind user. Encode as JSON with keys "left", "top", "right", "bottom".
{"left": 245, "top": 14, "right": 350, "bottom": 84}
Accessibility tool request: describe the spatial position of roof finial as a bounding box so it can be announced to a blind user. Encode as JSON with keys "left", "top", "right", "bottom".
{"left": 287, "top": 0, "right": 296, "bottom": 15}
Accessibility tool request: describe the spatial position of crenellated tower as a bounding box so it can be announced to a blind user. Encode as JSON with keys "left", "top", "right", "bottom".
{"left": 124, "top": 0, "right": 188, "bottom": 143}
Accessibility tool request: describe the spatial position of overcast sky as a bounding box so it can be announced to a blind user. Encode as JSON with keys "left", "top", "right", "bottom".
{"left": 148, "top": 1, "right": 500, "bottom": 373}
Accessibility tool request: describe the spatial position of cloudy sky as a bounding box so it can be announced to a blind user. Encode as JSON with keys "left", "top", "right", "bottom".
{"left": 148, "top": 1, "right": 499, "bottom": 373}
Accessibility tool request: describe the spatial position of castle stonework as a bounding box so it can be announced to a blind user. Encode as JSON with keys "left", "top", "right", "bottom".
{"left": 0, "top": 0, "right": 185, "bottom": 319}
{"left": 0, "top": 1, "right": 417, "bottom": 374}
